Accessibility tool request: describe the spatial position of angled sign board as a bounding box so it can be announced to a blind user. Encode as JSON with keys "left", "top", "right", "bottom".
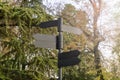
{"left": 62, "top": 25, "right": 83, "bottom": 35}
{"left": 33, "top": 34, "right": 56, "bottom": 49}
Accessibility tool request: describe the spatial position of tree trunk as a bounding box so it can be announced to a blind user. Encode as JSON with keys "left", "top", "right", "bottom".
{"left": 94, "top": 41, "right": 104, "bottom": 80}
{"left": 90, "top": 0, "right": 104, "bottom": 79}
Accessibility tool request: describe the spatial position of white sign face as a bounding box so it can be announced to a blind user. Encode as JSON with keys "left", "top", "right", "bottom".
{"left": 33, "top": 34, "right": 56, "bottom": 49}
{"left": 62, "top": 25, "right": 83, "bottom": 35}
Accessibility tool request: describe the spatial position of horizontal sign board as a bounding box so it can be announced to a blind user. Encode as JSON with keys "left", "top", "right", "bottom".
{"left": 62, "top": 25, "right": 83, "bottom": 35}
{"left": 39, "top": 20, "right": 59, "bottom": 28}
{"left": 33, "top": 34, "right": 56, "bottom": 49}
{"left": 58, "top": 50, "right": 81, "bottom": 68}
{"left": 58, "top": 50, "right": 80, "bottom": 60}
{"left": 58, "top": 57, "right": 80, "bottom": 68}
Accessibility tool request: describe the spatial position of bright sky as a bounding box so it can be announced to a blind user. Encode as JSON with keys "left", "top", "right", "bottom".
{"left": 99, "top": 0, "right": 119, "bottom": 59}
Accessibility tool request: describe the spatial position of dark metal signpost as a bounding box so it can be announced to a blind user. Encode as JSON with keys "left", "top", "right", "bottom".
{"left": 33, "top": 18, "right": 82, "bottom": 80}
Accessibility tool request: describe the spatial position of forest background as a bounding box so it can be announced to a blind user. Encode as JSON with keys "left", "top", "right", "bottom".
{"left": 0, "top": 0, "right": 120, "bottom": 80}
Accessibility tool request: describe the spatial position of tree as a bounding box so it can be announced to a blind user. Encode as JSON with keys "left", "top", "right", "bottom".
{"left": 58, "top": 4, "right": 97, "bottom": 80}
{"left": 75, "top": 1, "right": 105, "bottom": 79}
{"left": 61, "top": 0, "right": 105, "bottom": 80}
{"left": 89, "top": 1, "right": 104, "bottom": 79}
{"left": 44, "top": 0, "right": 106, "bottom": 79}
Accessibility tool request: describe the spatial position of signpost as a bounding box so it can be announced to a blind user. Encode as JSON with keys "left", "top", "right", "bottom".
{"left": 33, "top": 18, "right": 83, "bottom": 80}
{"left": 37, "top": 18, "right": 63, "bottom": 80}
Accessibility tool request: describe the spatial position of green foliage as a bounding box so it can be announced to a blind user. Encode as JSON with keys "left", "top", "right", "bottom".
{"left": 62, "top": 52, "right": 96, "bottom": 80}
{"left": 112, "top": 33, "right": 120, "bottom": 80}
{"left": 0, "top": 2, "right": 57, "bottom": 80}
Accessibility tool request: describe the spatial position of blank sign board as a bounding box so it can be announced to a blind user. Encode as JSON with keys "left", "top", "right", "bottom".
{"left": 62, "top": 25, "right": 83, "bottom": 35}
{"left": 39, "top": 20, "right": 58, "bottom": 28}
{"left": 33, "top": 34, "right": 56, "bottom": 49}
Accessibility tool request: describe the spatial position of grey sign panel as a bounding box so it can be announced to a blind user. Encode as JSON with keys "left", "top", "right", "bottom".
{"left": 62, "top": 25, "right": 83, "bottom": 35}
{"left": 33, "top": 34, "right": 56, "bottom": 49}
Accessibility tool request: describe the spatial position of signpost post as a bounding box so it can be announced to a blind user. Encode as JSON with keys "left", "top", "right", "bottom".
{"left": 33, "top": 18, "right": 83, "bottom": 80}
{"left": 36, "top": 18, "right": 63, "bottom": 80}
{"left": 57, "top": 18, "right": 63, "bottom": 80}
